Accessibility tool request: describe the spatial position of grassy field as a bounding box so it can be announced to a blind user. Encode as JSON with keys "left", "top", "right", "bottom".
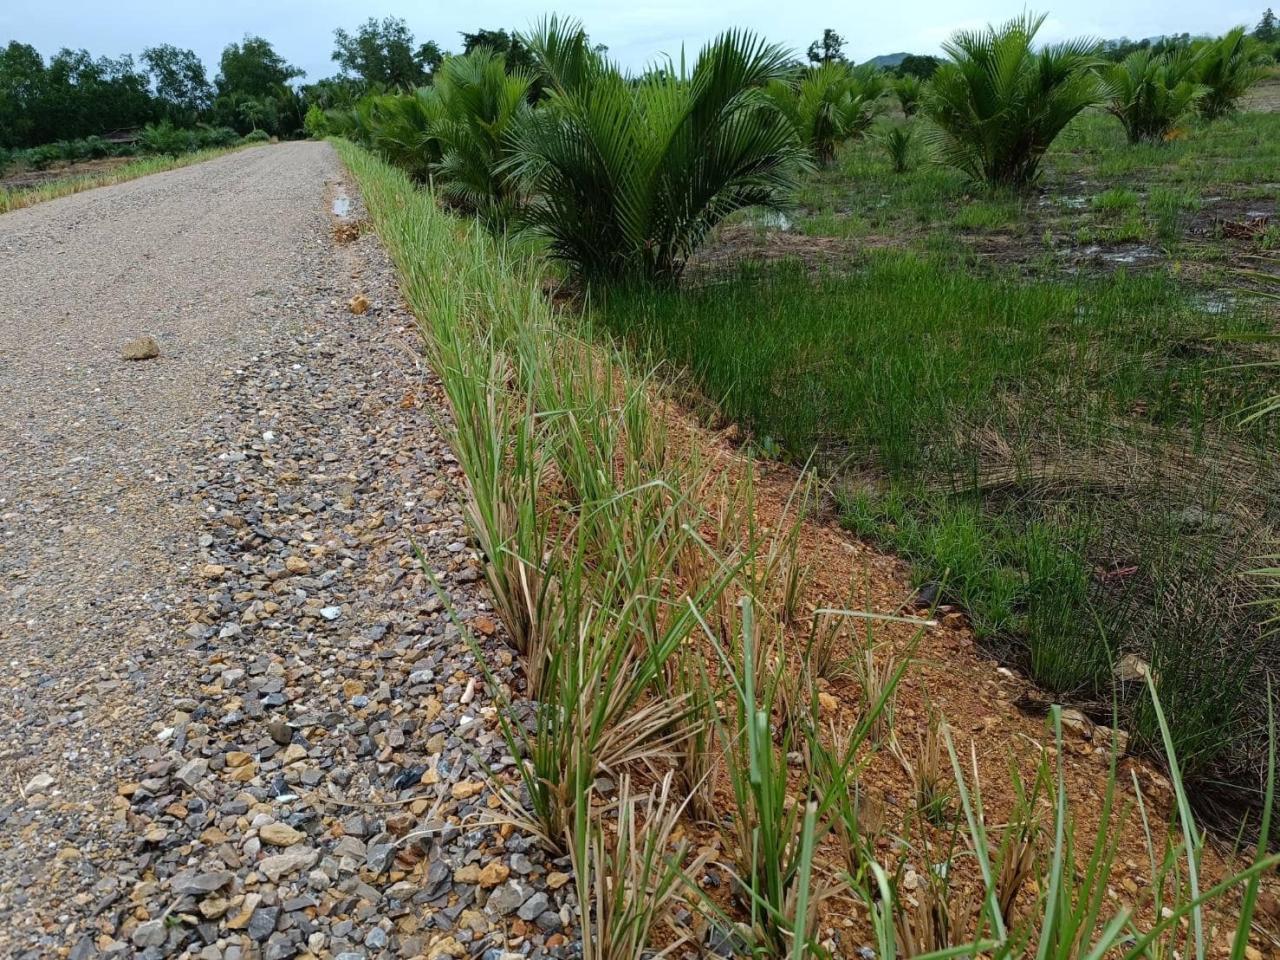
{"left": 343, "top": 137, "right": 1280, "bottom": 959}
{"left": 596, "top": 103, "right": 1280, "bottom": 798}
{"left": 0, "top": 144, "right": 256, "bottom": 215}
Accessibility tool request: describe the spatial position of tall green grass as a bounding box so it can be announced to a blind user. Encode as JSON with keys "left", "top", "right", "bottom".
{"left": 598, "top": 255, "right": 1276, "bottom": 474}
{"left": 597, "top": 255, "right": 1276, "bottom": 780}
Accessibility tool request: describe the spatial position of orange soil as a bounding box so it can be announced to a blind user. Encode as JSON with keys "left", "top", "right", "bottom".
{"left": 656, "top": 397, "right": 1280, "bottom": 954}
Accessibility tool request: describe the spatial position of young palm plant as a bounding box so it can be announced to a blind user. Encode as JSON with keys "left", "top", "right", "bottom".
{"left": 893, "top": 74, "right": 923, "bottom": 117}
{"left": 1101, "top": 48, "right": 1205, "bottom": 143}
{"left": 363, "top": 90, "right": 443, "bottom": 183}
{"left": 505, "top": 17, "right": 809, "bottom": 283}
{"left": 430, "top": 49, "right": 533, "bottom": 225}
{"left": 923, "top": 13, "right": 1101, "bottom": 188}
{"left": 879, "top": 123, "right": 917, "bottom": 173}
{"left": 765, "top": 62, "right": 887, "bottom": 166}
{"left": 1192, "top": 28, "right": 1268, "bottom": 120}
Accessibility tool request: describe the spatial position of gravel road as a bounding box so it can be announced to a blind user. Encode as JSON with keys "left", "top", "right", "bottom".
{"left": 0, "top": 143, "right": 559, "bottom": 958}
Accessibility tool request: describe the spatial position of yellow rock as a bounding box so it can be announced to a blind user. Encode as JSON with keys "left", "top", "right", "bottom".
{"left": 282, "top": 744, "right": 309, "bottom": 764}
{"left": 450, "top": 781, "right": 484, "bottom": 800}
{"left": 546, "top": 871, "right": 571, "bottom": 890}
{"left": 200, "top": 564, "right": 227, "bottom": 579}
{"left": 285, "top": 556, "right": 311, "bottom": 575}
{"left": 427, "top": 936, "right": 466, "bottom": 960}
{"left": 260, "top": 822, "right": 305, "bottom": 846}
{"left": 225, "top": 751, "right": 253, "bottom": 768}
{"left": 226, "top": 893, "right": 261, "bottom": 929}
{"left": 348, "top": 294, "right": 370, "bottom": 315}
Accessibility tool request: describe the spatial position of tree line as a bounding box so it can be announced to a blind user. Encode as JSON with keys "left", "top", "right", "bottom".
{"left": 3, "top": 11, "right": 1277, "bottom": 151}
{"left": 0, "top": 19, "right": 543, "bottom": 149}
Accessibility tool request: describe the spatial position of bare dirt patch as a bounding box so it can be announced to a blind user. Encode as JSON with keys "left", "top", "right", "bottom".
{"left": 0, "top": 155, "right": 134, "bottom": 190}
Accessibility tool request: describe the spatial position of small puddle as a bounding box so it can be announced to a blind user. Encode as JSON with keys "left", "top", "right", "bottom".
{"left": 1042, "top": 195, "right": 1088, "bottom": 209}
{"left": 332, "top": 194, "right": 352, "bottom": 218}
{"left": 753, "top": 210, "right": 793, "bottom": 232}
{"left": 1191, "top": 292, "right": 1235, "bottom": 316}
{"left": 1099, "top": 244, "right": 1158, "bottom": 265}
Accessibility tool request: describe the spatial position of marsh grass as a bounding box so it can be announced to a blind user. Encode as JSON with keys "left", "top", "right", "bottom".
{"left": 787, "top": 107, "right": 1280, "bottom": 253}
{"left": 597, "top": 250, "right": 1278, "bottom": 784}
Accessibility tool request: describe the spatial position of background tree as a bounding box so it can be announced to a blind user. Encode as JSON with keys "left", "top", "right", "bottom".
{"left": 1255, "top": 8, "right": 1278, "bottom": 42}
{"left": 416, "top": 41, "right": 446, "bottom": 78}
{"left": 895, "top": 53, "right": 941, "bottom": 79}
{"left": 142, "top": 44, "right": 212, "bottom": 123}
{"left": 216, "top": 36, "right": 303, "bottom": 100}
{"left": 332, "top": 16, "right": 434, "bottom": 88}
{"left": 0, "top": 42, "right": 46, "bottom": 147}
{"left": 807, "top": 28, "right": 848, "bottom": 64}
{"left": 460, "top": 29, "right": 536, "bottom": 73}
{"left": 41, "top": 49, "right": 154, "bottom": 140}
{"left": 214, "top": 36, "right": 303, "bottom": 135}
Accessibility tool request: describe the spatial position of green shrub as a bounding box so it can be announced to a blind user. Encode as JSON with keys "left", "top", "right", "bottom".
{"left": 360, "top": 91, "right": 443, "bottom": 182}
{"left": 141, "top": 121, "right": 197, "bottom": 156}
{"left": 1102, "top": 48, "right": 1205, "bottom": 143}
{"left": 1192, "top": 28, "right": 1269, "bottom": 119}
{"left": 504, "top": 17, "right": 808, "bottom": 283}
{"left": 240, "top": 129, "right": 271, "bottom": 144}
{"left": 923, "top": 13, "right": 1101, "bottom": 188}
{"left": 194, "top": 126, "right": 240, "bottom": 149}
{"left": 26, "top": 144, "right": 65, "bottom": 170}
{"left": 303, "top": 104, "right": 328, "bottom": 139}
{"left": 764, "top": 62, "right": 886, "bottom": 166}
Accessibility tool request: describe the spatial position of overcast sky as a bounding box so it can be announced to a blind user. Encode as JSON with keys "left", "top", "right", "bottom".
{"left": 2, "top": 1, "right": 1269, "bottom": 80}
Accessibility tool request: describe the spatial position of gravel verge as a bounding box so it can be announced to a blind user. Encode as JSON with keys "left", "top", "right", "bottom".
{"left": 1, "top": 144, "right": 558, "bottom": 958}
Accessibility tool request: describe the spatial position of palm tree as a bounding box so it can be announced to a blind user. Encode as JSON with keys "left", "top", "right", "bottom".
{"left": 429, "top": 49, "right": 533, "bottom": 225}
{"left": 238, "top": 98, "right": 268, "bottom": 133}
{"left": 1101, "top": 48, "right": 1205, "bottom": 143}
{"left": 1192, "top": 28, "right": 1267, "bottom": 120}
{"left": 923, "top": 13, "right": 1101, "bottom": 188}
{"left": 764, "top": 62, "right": 886, "bottom": 166}
{"left": 504, "top": 17, "right": 808, "bottom": 284}
{"left": 364, "top": 89, "right": 443, "bottom": 182}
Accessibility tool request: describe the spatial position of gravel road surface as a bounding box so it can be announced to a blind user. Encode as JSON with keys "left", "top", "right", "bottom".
{"left": 0, "top": 143, "right": 558, "bottom": 958}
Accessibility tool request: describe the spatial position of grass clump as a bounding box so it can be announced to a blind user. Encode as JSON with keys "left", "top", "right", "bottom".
{"left": 597, "top": 254, "right": 1275, "bottom": 778}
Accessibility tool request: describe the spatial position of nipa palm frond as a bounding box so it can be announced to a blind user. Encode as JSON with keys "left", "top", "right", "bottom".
{"left": 924, "top": 12, "right": 1101, "bottom": 188}
{"left": 1101, "top": 48, "right": 1205, "bottom": 143}
{"left": 507, "top": 21, "right": 808, "bottom": 283}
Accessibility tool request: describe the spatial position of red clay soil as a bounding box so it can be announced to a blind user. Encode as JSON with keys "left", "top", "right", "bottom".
{"left": 656, "top": 399, "right": 1280, "bottom": 953}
